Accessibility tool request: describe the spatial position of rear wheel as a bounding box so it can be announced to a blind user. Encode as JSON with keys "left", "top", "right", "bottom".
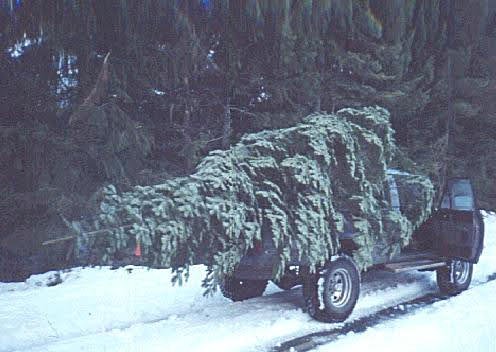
{"left": 304, "top": 257, "right": 360, "bottom": 322}
{"left": 436, "top": 259, "right": 473, "bottom": 295}
{"left": 220, "top": 276, "right": 268, "bottom": 301}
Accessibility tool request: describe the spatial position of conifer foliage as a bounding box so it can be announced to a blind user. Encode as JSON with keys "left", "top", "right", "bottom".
{"left": 77, "top": 106, "right": 434, "bottom": 290}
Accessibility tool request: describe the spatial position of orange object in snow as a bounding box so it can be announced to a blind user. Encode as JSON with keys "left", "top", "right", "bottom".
{"left": 134, "top": 239, "right": 142, "bottom": 257}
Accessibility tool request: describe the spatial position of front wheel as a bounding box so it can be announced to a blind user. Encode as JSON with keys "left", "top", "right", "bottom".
{"left": 436, "top": 259, "right": 473, "bottom": 295}
{"left": 220, "top": 276, "right": 268, "bottom": 302}
{"left": 304, "top": 257, "right": 360, "bottom": 322}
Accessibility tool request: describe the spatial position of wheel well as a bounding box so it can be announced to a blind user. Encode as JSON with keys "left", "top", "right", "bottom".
{"left": 339, "top": 238, "right": 358, "bottom": 255}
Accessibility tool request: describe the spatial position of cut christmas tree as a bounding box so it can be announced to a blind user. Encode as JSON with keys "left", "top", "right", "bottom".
{"left": 73, "top": 106, "right": 434, "bottom": 290}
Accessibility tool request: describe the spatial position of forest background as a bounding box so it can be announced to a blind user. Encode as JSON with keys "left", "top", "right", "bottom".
{"left": 1, "top": 0, "right": 495, "bottom": 276}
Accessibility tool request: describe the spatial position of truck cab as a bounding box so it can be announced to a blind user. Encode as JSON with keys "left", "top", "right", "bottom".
{"left": 379, "top": 177, "right": 484, "bottom": 281}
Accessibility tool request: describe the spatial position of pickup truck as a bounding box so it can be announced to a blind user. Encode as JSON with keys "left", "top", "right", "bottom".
{"left": 220, "top": 172, "right": 485, "bottom": 323}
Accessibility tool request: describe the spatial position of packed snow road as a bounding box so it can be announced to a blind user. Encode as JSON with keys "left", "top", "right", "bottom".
{"left": 315, "top": 279, "right": 496, "bottom": 352}
{"left": 275, "top": 275, "right": 496, "bottom": 352}
{"left": 0, "top": 212, "right": 495, "bottom": 352}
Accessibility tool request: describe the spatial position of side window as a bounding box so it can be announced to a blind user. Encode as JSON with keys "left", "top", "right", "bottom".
{"left": 450, "top": 179, "right": 474, "bottom": 211}
{"left": 386, "top": 175, "right": 400, "bottom": 212}
{"left": 439, "top": 180, "right": 474, "bottom": 211}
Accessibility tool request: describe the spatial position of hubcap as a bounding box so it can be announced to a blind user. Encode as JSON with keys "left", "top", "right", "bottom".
{"left": 452, "top": 260, "right": 470, "bottom": 284}
{"left": 328, "top": 268, "right": 352, "bottom": 308}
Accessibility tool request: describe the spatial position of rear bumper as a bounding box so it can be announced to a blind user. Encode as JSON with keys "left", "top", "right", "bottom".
{"left": 233, "top": 248, "right": 307, "bottom": 280}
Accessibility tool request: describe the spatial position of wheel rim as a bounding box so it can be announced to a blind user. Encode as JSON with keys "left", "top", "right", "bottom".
{"left": 452, "top": 260, "right": 470, "bottom": 285}
{"left": 328, "top": 268, "right": 352, "bottom": 308}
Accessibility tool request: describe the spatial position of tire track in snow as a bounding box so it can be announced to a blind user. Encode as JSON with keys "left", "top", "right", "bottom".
{"left": 272, "top": 272, "right": 496, "bottom": 352}
{"left": 3, "top": 315, "right": 175, "bottom": 352}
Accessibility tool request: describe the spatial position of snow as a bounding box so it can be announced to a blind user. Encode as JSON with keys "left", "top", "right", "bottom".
{"left": 152, "top": 89, "right": 166, "bottom": 96}
{"left": 316, "top": 280, "right": 496, "bottom": 352}
{"left": 6, "top": 32, "right": 43, "bottom": 59}
{"left": 0, "top": 212, "right": 494, "bottom": 352}
{"left": 55, "top": 52, "right": 79, "bottom": 108}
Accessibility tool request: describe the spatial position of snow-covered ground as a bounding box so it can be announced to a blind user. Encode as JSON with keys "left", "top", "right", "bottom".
{"left": 1, "top": 212, "right": 495, "bottom": 352}
{"left": 317, "top": 280, "right": 496, "bottom": 352}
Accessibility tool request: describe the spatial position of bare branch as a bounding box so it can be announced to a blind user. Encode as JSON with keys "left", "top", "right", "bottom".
{"left": 205, "top": 136, "right": 223, "bottom": 144}
{"left": 229, "top": 106, "right": 257, "bottom": 118}
{"left": 81, "top": 52, "right": 111, "bottom": 107}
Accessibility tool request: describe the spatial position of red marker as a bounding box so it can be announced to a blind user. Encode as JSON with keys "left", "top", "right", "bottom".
{"left": 134, "top": 238, "right": 142, "bottom": 257}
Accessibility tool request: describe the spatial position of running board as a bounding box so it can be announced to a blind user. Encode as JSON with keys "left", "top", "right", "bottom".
{"left": 382, "top": 259, "right": 447, "bottom": 273}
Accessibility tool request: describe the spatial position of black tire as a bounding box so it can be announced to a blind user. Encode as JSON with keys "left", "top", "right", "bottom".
{"left": 436, "top": 259, "right": 473, "bottom": 295}
{"left": 304, "top": 257, "right": 360, "bottom": 323}
{"left": 220, "top": 276, "right": 268, "bottom": 302}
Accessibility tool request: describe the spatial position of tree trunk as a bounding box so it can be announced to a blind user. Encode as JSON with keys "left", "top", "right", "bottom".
{"left": 438, "top": 1, "right": 455, "bottom": 207}
{"left": 222, "top": 98, "right": 231, "bottom": 149}
{"left": 182, "top": 77, "right": 194, "bottom": 171}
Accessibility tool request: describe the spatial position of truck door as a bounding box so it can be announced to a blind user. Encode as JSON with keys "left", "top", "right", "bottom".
{"left": 433, "top": 179, "right": 484, "bottom": 263}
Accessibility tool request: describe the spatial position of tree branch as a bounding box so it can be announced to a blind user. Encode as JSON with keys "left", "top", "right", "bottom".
{"left": 82, "top": 52, "right": 111, "bottom": 107}
{"left": 229, "top": 106, "right": 257, "bottom": 118}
